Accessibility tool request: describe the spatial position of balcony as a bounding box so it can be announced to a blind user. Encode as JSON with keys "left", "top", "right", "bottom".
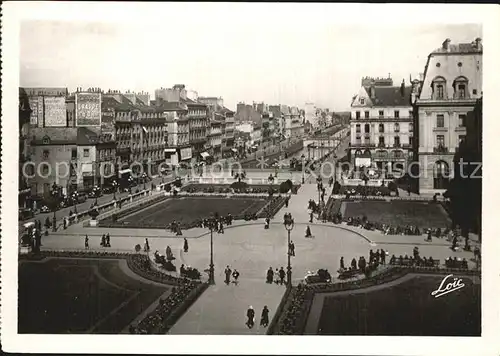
{"left": 433, "top": 146, "right": 449, "bottom": 154}
{"left": 393, "top": 143, "right": 401, "bottom": 148}
{"left": 433, "top": 127, "right": 448, "bottom": 132}
{"left": 402, "top": 143, "right": 412, "bottom": 149}
{"left": 377, "top": 143, "right": 386, "bottom": 148}
{"left": 455, "top": 126, "right": 466, "bottom": 132}
{"left": 350, "top": 142, "right": 375, "bottom": 148}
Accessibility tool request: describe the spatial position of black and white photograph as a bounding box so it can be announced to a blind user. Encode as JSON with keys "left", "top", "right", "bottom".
{"left": 1, "top": 2, "right": 500, "bottom": 355}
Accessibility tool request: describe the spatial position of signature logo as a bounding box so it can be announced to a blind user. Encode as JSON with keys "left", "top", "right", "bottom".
{"left": 431, "top": 274, "right": 466, "bottom": 298}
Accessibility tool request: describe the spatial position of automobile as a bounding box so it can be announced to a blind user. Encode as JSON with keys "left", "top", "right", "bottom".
{"left": 18, "top": 207, "right": 35, "bottom": 221}
{"left": 74, "top": 192, "right": 88, "bottom": 203}
{"left": 88, "top": 190, "right": 102, "bottom": 198}
{"left": 102, "top": 186, "right": 114, "bottom": 195}
{"left": 304, "top": 269, "right": 332, "bottom": 285}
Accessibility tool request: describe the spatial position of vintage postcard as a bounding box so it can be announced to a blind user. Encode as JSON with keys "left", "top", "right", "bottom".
{"left": 1, "top": 2, "right": 500, "bottom": 355}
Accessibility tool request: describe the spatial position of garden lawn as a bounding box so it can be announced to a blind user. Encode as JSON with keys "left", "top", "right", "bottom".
{"left": 342, "top": 200, "right": 451, "bottom": 228}
{"left": 317, "top": 275, "right": 480, "bottom": 336}
{"left": 18, "top": 258, "right": 168, "bottom": 334}
{"left": 121, "top": 197, "right": 268, "bottom": 227}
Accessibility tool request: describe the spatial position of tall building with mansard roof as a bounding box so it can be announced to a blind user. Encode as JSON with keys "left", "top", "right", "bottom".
{"left": 412, "top": 38, "right": 482, "bottom": 194}
{"left": 349, "top": 76, "right": 413, "bottom": 175}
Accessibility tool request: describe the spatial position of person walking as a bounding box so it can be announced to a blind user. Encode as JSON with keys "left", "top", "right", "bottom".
{"left": 100, "top": 234, "right": 106, "bottom": 247}
{"left": 246, "top": 306, "right": 255, "bottom": 328}
{"left": 232, "top": 269, "right": 240, "bottom": 284}
{"left": 305, "top": 225, "right": 312, "bottom": 238}
{"left": 309, "top": 211, "right": 314, "bottom": 223}
{"left": 340, "top": 256, "right": 345, "bottom": 270}
{"left": 84, "top": 235, "right": 89, "bottom": 249}
{"left": 224, "top": 265, "right": 232, "bottom": 285}
{"left": 266, "top": 267, "right": 274, "bottom": 284}
{"left": 380, "top": 249, "right": 386, "bottom": 265}
{"left": 260, "top": 306, "right": 270, "bottom": 327}
{"left": 183, "top": 237, "right": 189, "bottom": 253}
{"left": 289, "top": 241, "right": 295, "bottom": 257}
{"left": 106, "top": 233, "right": 111, "bottom": 248}
{"left": 278, "top": 267, "right": 286, "bottom": 285}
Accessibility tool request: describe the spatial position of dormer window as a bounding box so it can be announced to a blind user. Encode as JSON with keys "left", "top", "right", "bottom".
{"left": 360, "top": 98, "right": 365, "bottom": 105}
{"left": 453, "top": 76, "right": 469, "bottom": 99}
{"left": 431, "top": 76, "right": 447, "bottom": 100}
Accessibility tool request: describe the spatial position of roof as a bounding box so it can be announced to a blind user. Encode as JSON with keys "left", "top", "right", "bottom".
{"left": 156, "top": 101, "right": 189, "bottom": 112}
{"left": 363, "top": 86, "right": 412, "bottom": 107}
{"left": 182, "top": 97, "right": 207, "bottom": 107}
{"left": 431, "top": 42, "right": 482, "bottom": 55}
{"left": 31, "top": 127, "right": 78, "bottom": 145}
{"left": 77, "top": 127, "right": 100, "bottom": 145}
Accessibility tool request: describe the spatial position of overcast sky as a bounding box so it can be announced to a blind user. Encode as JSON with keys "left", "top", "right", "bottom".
{"left": 19, "top": 7, "right": 481, "bottom": 112}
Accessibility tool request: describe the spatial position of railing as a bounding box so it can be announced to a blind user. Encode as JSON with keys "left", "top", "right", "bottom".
{"left": 433, "top": 146, "right": 449, "bottom": 153}
{"left": 393, "top": 143, "right": 401, "bottom": 148}
{"left": 433, "top": 127, "right": 448, "bottom": 132}
{"left": 377, "top": 143, "right": 386, "bottom": 148}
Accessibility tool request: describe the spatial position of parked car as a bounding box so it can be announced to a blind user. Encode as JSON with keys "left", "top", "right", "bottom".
{"left": 304, "top": 269, "right": 332, "bottom": 285}
{"left": 75, "top": 192, "right": 88, "bottom": 203}
{"left": 102, "top": 186, "right": 114, "bottom": 195}
{"left": 18, "top": 207, "right": 35, "bottom": 221}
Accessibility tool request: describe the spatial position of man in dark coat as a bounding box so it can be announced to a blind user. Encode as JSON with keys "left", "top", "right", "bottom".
{"left": 184, "top": 237, "right": 189, "bottom": 253}
{"left": 224, "top": 265, "right": 232, "bottom": 284}
{"left": 266, "top": 267, "right": 274, "bottom": 283}
{"left": 246, "top": 306, "right": 255, "bottom": 328}
{"left": 278, "top": 267, "right": 286, "bottom": 284}
{"left": 260, "top": 306, "right": 270, "bottom": 327}
{"left": 289, "top": 241, "right": 295, "bottom": 256}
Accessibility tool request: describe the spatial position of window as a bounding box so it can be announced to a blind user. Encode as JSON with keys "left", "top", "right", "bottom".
{"left": 409, "top": 123, "right": 414, "bottom": 132}
{"left": 364, "top": 111, "right": 369, "bottom": 119}
{"left": 409, "top": 136, "right": 413, "bottom": 146}
{"left": 436, "top": 114, "right": 444, "bottom": 128}
{"left": 364, "top": 124, "right": 370, "bottom": 133}
{"left": 71, "top": 148, "right": 77, "bottom": 160}
{"left": 360, "top": 98, "right": 365, "bottom": 105}
{"left": 378, "top": 124, "right": 384, "bottom": 133}
{"left": 436, "top": 135, "right": 445, "bottom": 147}
{"left": 394, "top": 150, "right": 403, "bottom": 159}
{"left": 378, "top": 110, "right": 384, "bottom": 118}
{"left": 394, "top": 136, "right": 400, "bottom": 146}
{"left": 394, "top": 110, "right": 399, "bottom": 118}
{"left": 453, "top": 76, "right": 469, "bottom": 99}
{"left": 84, "top": 149, "right": 90, "bottom": 157}
{"left": 459, "top": 114, "right": 466, "bottom": 127}
{"left": 42, "top": 165, "right": 49, "bottom": 175}
{"left": 458, "top": 84, "right": 466, "bottom": 99}
{"left": 394, "top": 123, "right": 400, "bottom": 132}
{"left": 356, "top": 111, "right": 361, "bottom": 119}
{"left": 42, "top": 150, "right": 49, "bottom": 159}
{"left": 409, "top": 110, "right": 413, "bottom": 118}
{"left": 355, "top": 124, "right": 361, "bottom": 133}
{"left": 473, "top": 89, "right": 477, "bottom": 95}
{"left": 378, "top": 136, "right": 385, "bottom": 146}
{"left": 436, "top": 84, "right": 444, "bottom": 99}
{"left": 432, "top": 76, "right": 446, "bottom": 100}
{"left": 433, "top": 160, "right": 450, "bottom": 189}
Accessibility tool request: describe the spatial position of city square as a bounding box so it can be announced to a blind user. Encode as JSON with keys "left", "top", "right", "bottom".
{"left": 7, "top": 6, "right": 487, "bottom": 351}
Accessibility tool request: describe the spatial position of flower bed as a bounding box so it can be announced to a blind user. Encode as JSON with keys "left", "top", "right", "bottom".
{"left": 181, "top": 183, "right": 300, "bottom": 195}
{"left": 130, "top": 281, "right": 209, "bottom": 334}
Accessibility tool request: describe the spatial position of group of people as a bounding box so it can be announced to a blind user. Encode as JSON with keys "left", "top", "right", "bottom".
{"left": 168, "top": 220, "right": 183, "bottom": 236}
{"left": 224, "top": 265, "right": 240, "bottom": 285}
{"left": 100, "top": 233, "right": 111, "bottom": 248}
{"left": 444, "top": 256, "right": 469, "bottom": 269}
{"left": 338, "top": 249, "right": 387, "bottom": 276}
{"left": 246, "top": 305, "right": 270, "bottom": 329}
{"left": 266, "top": 266, "right": 287, "bottom": 284}
{"left": 389, "top": 253, "right": 437, "bottom": 267}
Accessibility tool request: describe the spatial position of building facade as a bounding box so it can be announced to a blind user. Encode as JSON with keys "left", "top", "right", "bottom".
{"left": 349, "top": 77, "right": 413, "bottom": 173}
{"left": 412, "top": 38, "right": 483, "bottom": 194}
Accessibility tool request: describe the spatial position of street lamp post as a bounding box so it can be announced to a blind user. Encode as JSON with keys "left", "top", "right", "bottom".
{"left": 208, "top": 217, "right": 216, "bottom": 284}
{"left": 284, "top": 215, "right": 294, "bottom": 286}
{"left": 51, "top": 185, "right": 58, "bottom": 232}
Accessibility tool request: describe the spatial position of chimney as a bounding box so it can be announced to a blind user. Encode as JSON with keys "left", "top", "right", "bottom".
{"left": 400, "top": 79, "right": 405, "bottom": 97}
{"left": 474, "top": 37, "right": 482, "bottom": 50}
{"left": 442, "top": 38, "right": 451, "bottom": 51}
{"left": 370, "top": 86, "right": 375, "bottom": 99}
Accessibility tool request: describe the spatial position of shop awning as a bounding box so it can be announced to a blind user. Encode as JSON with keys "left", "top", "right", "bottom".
{"left": 231, "top": 148, "right": 238, "bottom": 153}
{"left": 118, "top": 169, "right": 131, "bottom": 174}
{"left": 200, "top": 152, "right": 210, "bottom": 158}
{"left": 164, "top": 148, "right": 177, "bottom": 153}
